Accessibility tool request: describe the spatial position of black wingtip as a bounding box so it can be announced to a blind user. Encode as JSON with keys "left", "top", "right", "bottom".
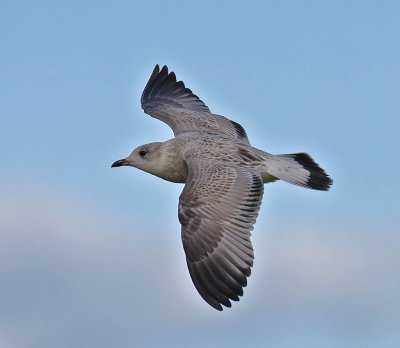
{"left": 212, "top": 303, "right": 224, "bottom": 311}
{"left": 151, "top": 64, "right": 161, "bottom": 77}
{"left": 141, "top": 64, "right": 210, "bottom": 113}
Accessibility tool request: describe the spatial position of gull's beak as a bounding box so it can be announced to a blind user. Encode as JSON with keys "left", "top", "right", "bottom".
{"left": 111, "top": 159, "right": 129, "bottom": 168}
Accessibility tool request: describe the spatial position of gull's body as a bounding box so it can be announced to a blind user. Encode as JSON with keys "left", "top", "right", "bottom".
{"left": 112, "top": 65, "right": 332, "bottom": 310}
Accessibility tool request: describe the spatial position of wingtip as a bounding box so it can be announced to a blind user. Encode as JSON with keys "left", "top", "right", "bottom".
{"left": 141, "top": 64, "right": 210, "bottom": 113}
{"left": 160, "top": 64, "right": 169, "bottom": 73}
{"left": 210, "top": 301, "right": 224, "bottom": 311}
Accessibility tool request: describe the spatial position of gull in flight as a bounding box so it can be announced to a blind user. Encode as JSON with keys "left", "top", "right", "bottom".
{"left": 112, "top": 65, "right": 332, "bottom": 311}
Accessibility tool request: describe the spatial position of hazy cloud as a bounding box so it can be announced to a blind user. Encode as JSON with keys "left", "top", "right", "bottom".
{"left": 1, "top": 188, "right": 399, "bottom": 348}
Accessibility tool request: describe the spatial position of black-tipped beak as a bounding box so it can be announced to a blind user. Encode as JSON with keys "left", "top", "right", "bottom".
{"left": 111, "top": 159, "right": 128, "bottom": 168}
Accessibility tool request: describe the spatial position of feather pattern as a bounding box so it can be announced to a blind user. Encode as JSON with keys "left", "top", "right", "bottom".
{"left": 179, "top": 159, "right": 264, "bottom": 310}
{"left": 141, "top": 65, "right": 250, "bottom": 143}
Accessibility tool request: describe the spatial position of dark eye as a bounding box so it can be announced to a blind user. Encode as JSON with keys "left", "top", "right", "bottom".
{"left": 139, "top": 150, "right": 147, "bottom": 157}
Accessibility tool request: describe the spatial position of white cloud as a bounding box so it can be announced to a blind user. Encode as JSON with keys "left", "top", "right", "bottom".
{"left": 1, "top": 187, "right": 399, "bottom": 348}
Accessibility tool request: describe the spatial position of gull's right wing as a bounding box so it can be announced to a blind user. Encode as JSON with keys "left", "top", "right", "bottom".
{"left": 141, "top": 65, "right": 250, "bottom": 144}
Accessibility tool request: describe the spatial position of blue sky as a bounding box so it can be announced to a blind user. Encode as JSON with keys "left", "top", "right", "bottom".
{"left": 1, "top": 1, "right": 399, "bottom": 347}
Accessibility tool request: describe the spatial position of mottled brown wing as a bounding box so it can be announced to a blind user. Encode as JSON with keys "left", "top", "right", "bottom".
{"left": 178, "top": 159, "right": 264, "bottom": 310}
{"left": 141, "top": 65, "right": 250, "bottom": 143}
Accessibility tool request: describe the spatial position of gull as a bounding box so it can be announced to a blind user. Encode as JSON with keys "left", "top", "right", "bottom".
{"left": 112, "top": 65, "right": 333, "bottom": 311}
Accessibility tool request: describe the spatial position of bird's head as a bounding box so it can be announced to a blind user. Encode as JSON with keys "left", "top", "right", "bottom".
{"left": 111, "top": 142, "right": 164, "bottom": 174}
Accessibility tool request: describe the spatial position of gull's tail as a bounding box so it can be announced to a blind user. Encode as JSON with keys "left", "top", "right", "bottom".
{"left": 264, "top": 152, "right": 333, "bottom": 191}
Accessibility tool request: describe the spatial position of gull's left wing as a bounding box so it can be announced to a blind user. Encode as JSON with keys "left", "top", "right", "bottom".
{"left": 178, "top": 158, "right": 264, "bottom": 310}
